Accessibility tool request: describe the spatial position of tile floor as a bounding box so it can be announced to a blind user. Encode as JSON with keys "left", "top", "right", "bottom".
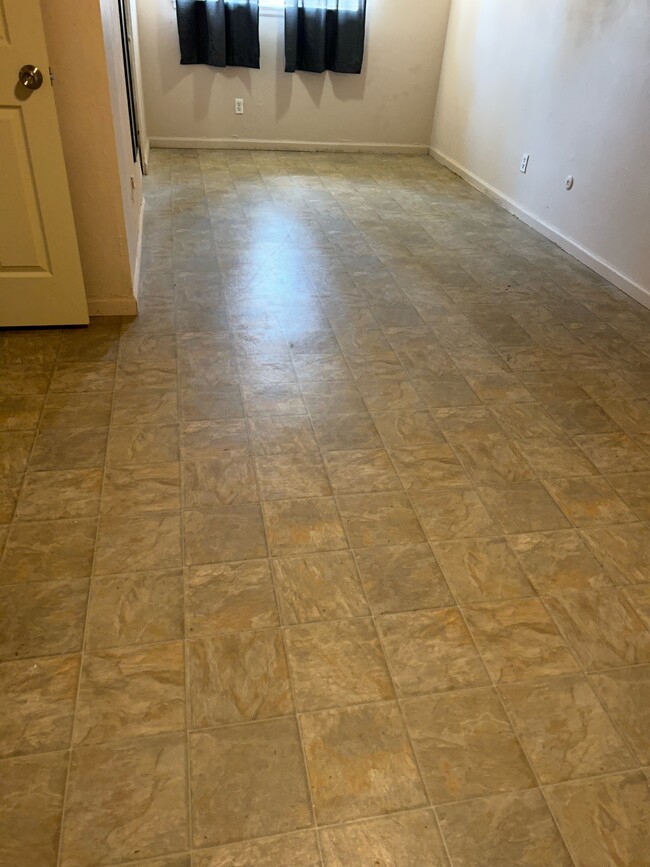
{"left": 1, "top": 149, "right": 650, "bottom": 866}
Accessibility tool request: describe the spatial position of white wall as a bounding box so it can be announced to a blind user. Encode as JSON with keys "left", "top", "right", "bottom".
{"left": 431, "top": 0, "right": 650, "bottom": 305}
{"left": 136, "top": 0, "right": 451, "bottom": 151}
{"left": 43, "top": 0, "right": 144, "bottom": 315}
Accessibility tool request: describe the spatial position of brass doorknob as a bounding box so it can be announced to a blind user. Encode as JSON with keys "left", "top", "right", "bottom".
{"left": 18, "top": 64, "right": 43, "bottom": 90}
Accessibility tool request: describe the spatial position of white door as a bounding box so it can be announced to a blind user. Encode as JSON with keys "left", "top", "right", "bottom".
{"left": 0, "top": 0, "right": 87, "bottom": 326}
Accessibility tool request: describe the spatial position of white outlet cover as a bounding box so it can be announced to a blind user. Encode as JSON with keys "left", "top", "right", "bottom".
{"left": 520, "top": 153, "right": 530, "bottom": 173}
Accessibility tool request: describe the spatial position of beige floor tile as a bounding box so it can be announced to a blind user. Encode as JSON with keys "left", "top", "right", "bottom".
{"left": 411, "top": 376, "right": 480, "bottom": 408}
{"left": 0, "top": 578, "right": 89, "bottom": 661}
{"left": 180, "top": 385, "right": 244, "bottom": 422}
{"left": 182, "top": 455, "right": 258, "bottom": 507}
{"left": 545, "top": 770, "right": 650, "bottom": 867}
{"left": 508, "top": 530, "right": 611, "bottom": 593}
{"left": 300, "top": 380, "right": 367, "bottom": 415}
{"left": 188, "top": 629, "right": 292, "bottom": 727}
{"left": 433, "top": 406, "right": 501, "bottom": 441}
{"left": 0, "top": 362, "right": 60, "bottom": 396}
{"left": 545, "top": 588, "right": 650, "bottom": 669}
{"left": 590, "top": 665, "right": 650, "bottom": 764}
{"left": 272, "top": 551, "right": 369, "bottom": 624}
{"left": 112, "top": 390, "right": 179, "bottom": 426}
{"left": 107, "top": 424, "right": 180, "bottom": 467}
{"left": 390, "top": 444, "right": 470, "bottom": 491}
{"left": 0, "top": 517, "right": 97, "bottom": 584}
{"left": 74, "top": 642, "right": 185, "bottom": 745}
{"left": 115, "top": 358, "right": 178, "bottom": 391}
{"left": 0, "top": 484, "right": 26, "bottom": 525}
{"left": 463, "top": 598, "right": 580, "bottom": 683}
{"left": 247, "top": 415, "right": 318, "bottom": 455}
{"left": 545, "top": 476, "right": 639, "bottom": 526}
{"left": 574, "top": 432, "right": 650, "bottom": 473}
{"left": 378, "top": 608, "right": 489, "bottom": 696}
{"left": 454, "top": 434, "right": 535, "bottom": 485}
{"left": 118, "top": 333, "right": 176, "bottom": 363}
{"left": 0, "top": 655, "right": 79, "bottom": 757}
{"left": 516, "top": 436, "right": 599, "bottom": 478}
{"left": 323, "top": 448, "right": 401, "bottom": 494}
{"left": 478, "top": 481, "right": 570, "bottom": 533}
{"left": 0, "top": 394, "right": 45, "bottom": 430}
{"left": 433, "top": 536, "right": 534, "bottom": 604}
{"left": 50, "top": 361, "right": 116, "bottom": 393}
{"left": 255, "top": 452, "right": 331, "bottom": 500}
{"left": 581, "top": 522, "right": 650, "bottom": 584}
{"left": 437, "top": 789, "right": 572, "bottom": 867}
{"left": 102, "top": 464, "right": 181, "bottom": 514}
{"left": 355, "top": 542, "right": 453, "bottom": 614}
{"left": 189, "top": 719, "right": 312, "bottom": 848}
{"left": 464, "top": 372, "right": 533, "bottom": 404}
{"left": 490, "top": 402, "right": 565, "bottom": 440}
{"left": 404, "top": 687, "right": 535, "bottom": 803}
{"left": 0, "top": 430, "right": 34, "bottom": 482}
{"left": 311, "top": 412, "right": 383, "bottom": 452}
{"left": 286, "top": 618, "right": 394, "bottom": 711}
{"left": 61, "top": 734, "right": 188, "bottom": 867}
{"left": 371, "top": 410, "right": 444, "bottom": 449}
{"left": 300, "top": 702, "right": 427, "bottom": 824}
{"left": 193, "top": 832, "right": 321, "bottom": 867}
{"left": 338, "top": 492, "right": 425, "bottom": 548}
{"left": 86, "top": 570, "right": 184, "bottom": 650}
{"left": 95, "top": 512, "right": 182, "bottom": 575}
{"left": 607, "top": 470, "right": 650, "bottom": 520}
{"left": 241, "top": 382, "right": 305, "bottom": 416}
{"left": 185, "top": 560, "right": 279, "bottom": 636}
{"left": 17, "top": 469, "right": 102, "bottom": 521}
{"left": 181, "top": 419, "right": 250, "bottom": 458}
{"left": 500, "top": 673, "right": 634, "bottom": 784}
{"left": 184, "top": 505, "right": 267, "bottom": 564}
{"left": 545, "top": 398, "right": 621, "bottom": 436}
{"left": 41, "top": 393, "right": 112, "bottom": 429}
{"left": 263, "top": 497, "right": 347, "bottom": 556}
{"left": 623, "top": 582, "right": 650, "bottom": 627}
{"left": 319, "top": 810, "right": 449, "bottom": 867}
{"left": 410, "top": 487, "right": 499, "bottom": 541}
{"left": 0, "top": 751, "right": 68, "bottom": 867}
{"left": 356, "top": 376, "right": 423, "bottom": 411}
{"left": 30, "top": 427, "right": 109, "bottom": 470}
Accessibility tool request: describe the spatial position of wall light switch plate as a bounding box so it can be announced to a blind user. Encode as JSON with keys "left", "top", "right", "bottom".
{"left": 520, "top": 153, "right": 530, "bottom": 173}
{"left": 235, "top": 98, "right": 244, "bottom": 115}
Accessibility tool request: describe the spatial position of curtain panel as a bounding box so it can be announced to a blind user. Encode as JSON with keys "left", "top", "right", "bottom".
{"left": 285, "top": 0, "right": 367, "bottom": 74}
{"left": 176, "top": 0, "right": 260, "bottom": 69}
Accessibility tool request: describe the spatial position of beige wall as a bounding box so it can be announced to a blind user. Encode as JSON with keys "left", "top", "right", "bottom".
{"left": 431, "top": 0, "right": 650, "bottom": 306}
{"left": 43, "top": 0, "right": 144, "bottom": 315}
{"left": 136, "top": 0, "right": 451, "bottom": 151}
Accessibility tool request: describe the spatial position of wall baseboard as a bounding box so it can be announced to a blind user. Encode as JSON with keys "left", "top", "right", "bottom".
{"left": 132, "top": 197, "right": 146, "bottom": 304}
{"left": 87, "top": 296, "right": 138, "bottom": 317}
{"left": 141, "top": 138, "right": 151, "bottom": 175}
{"left": 150, "top": 136, "right": 430, "bottom": 155}
{"left": 430, "top": 147, "right": 650, "bottom": 311}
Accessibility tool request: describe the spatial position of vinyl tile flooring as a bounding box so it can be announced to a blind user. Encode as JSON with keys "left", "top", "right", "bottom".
{"left": 1, "top": 150, "right": 650, "bottom": 866}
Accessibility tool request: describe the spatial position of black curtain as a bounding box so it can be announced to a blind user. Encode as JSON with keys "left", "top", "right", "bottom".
{"left": 285, "top": 0, "right": 367, "bottom": 74}
{"left": 176, "top": 0, "right": 260, "bottom": 69}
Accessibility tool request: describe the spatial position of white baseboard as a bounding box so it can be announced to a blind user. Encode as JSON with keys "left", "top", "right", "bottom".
{"left": 150, "top": 136, "right": 430, "bottom": 155}
{"left": 87, "top": 296, "right": 138, "bottom": 317}
{"left": 430, "top": 147, "right": 650, "bottom": 310}
{"left": 132, "top": 197, "right": 145, "bottom": 303}
{"left": 141, "top": 138, "right": 151, "bottom": 175}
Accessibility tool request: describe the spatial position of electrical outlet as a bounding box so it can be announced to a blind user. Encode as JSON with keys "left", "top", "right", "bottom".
{"left": 520, "top": 153, "right": 530, "bottom": 174}
{"left": 235, "top": 98, "right": 244, "bottom": 115}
